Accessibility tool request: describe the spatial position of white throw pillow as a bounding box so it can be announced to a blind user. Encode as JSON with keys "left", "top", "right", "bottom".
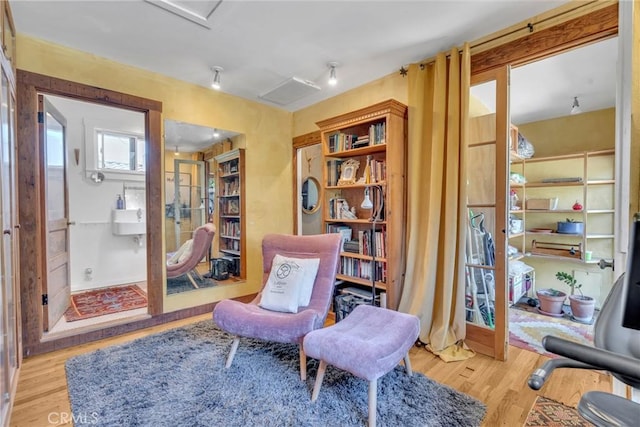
{"left": 259, "top": 256, "right": 306, "bottom": 313}
{"left": 271, "top": 255, "right": 321, "bottom": 307}
{"left": 167, "top": 239, "right": 193, "bottom": 265}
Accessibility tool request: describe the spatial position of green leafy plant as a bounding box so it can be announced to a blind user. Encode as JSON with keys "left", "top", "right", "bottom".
{"left": 555, "top": 271, "right": 583, "bottom": 296}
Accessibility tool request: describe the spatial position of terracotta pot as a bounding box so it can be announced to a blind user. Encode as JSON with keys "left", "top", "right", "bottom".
{"left": 569, "top": 294, "right": 595, "bottom": 323}
{"left": 536, "top": 289, "right": 567, "bottom": 315}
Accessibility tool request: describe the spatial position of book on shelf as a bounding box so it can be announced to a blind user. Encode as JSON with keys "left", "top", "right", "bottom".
{"left": 326, "top": 159, "right": 343, "bottom": 186}
{"left": 326, "top": 224, "right": 352, "bottom": 250}
{"left": 328, "top": 132, "right": 365, "bottom": 152}
{"left": 368, "top": 122, "right": 386, "bottom": 145}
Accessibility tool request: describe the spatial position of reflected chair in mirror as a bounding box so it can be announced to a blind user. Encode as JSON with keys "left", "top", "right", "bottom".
{"left": 528, "top": 215, "right": 640, "bottom": 426}
{"left": 166, "top": 223, "right": 216, "bottom": 289}
{"left": 213, "top": 233, "right": 342, "bottom": 380}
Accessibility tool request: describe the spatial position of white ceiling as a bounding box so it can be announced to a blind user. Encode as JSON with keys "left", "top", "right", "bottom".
{"left": 472, "top": 37, "right": 617, "bottom": 125}
{"left": 12, "top": 0, "right": 579, "bottom": 113}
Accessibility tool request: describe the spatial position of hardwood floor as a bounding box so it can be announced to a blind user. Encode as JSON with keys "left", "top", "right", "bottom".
{"left": 10, "top": 313, "right": 611, "bottom": 427}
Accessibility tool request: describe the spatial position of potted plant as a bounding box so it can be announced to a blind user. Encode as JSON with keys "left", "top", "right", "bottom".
{"left": 535, "top": 288, "right": 567, "bottom": 316}
{"left": 555, "top": 271, "right": 596, "bottom": 323}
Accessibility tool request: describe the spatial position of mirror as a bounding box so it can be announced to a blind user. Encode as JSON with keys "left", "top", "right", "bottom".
{"left": 301, "top": 176, "right": 320, "bottom": 214}
{"left": 164, "top": 119, "right": 240, "bottom": 295}
{"left": 296, "top": 143, "right": 323, "bottom": 235}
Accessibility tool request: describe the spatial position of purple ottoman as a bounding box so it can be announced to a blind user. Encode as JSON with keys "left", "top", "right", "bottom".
{"left": 303, "top": 304, "right": 420, "bottom": 427}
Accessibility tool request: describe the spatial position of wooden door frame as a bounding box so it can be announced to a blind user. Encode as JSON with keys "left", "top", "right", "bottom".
{"left": 17, "top": 70, "right": 165, "bottom": 355}
{"left": 467, "top": 3, "right": 618, "bottom": 359}
{"left": 292, "top": 131, "right": 321, "bottom": 234}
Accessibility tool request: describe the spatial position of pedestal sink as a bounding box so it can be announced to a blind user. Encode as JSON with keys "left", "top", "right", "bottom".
{"left": 112, "top": 209, "right": 146, "bottom": 235}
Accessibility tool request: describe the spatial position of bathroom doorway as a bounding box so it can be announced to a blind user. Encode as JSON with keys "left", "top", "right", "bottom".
{"left": 40, "top": 94, "right": 149, "bottom": 336}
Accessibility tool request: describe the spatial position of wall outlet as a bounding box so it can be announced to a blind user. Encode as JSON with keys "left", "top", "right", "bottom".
{"left": 84, "top": 267, "right": 93, "bottom": 281}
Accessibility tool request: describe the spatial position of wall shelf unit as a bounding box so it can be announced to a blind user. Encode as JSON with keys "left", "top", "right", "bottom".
{"left": 516, "top": 149, "right": 615, "bottom": 264}
{"left": 215, "top": 148, "right": 246, "bottom": 279}
{"left": 316, "top": 99, "right": 407, "bottom": 310}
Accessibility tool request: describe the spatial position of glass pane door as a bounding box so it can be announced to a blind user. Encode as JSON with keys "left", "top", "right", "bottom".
{"left": 466, "top": 66, "right": 510, "bottom": 360}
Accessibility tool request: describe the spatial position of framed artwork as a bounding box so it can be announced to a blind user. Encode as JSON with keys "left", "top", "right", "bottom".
{"left": 338, "top": 159, "right": 360, "bottom": 186}
{"left": 165, "top": 171, "right": 191, "bottom": 218}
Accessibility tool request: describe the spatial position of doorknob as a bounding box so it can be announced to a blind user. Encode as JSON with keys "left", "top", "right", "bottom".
{"left": 2, "top": 229, "right": 9, "bottom": 235}
{"left": 598, "top": 258, "right": 614, "bottom": 270}
{"left": 67, "top": 221, "right": 76, "bottom": 226}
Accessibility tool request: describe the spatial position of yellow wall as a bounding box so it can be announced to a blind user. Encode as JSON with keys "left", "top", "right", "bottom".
{"left": 292, "top": 72, "right": 407, "bottom": 136}
{"left": 517, "top": 109, "right": 615, "bottom": 157}
{"left": 17, "top": 34, "right": 293, "bottom": 312}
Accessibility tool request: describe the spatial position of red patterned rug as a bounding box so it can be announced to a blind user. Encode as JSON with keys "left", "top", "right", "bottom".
{"left": 524, "top": 396, "right": 591, "bottom": 426}
{"left": 64, "top": 285, "right": 147, "bottom": 322}
{"left": 509, "top": 308, "right": 594, "bottom": 358}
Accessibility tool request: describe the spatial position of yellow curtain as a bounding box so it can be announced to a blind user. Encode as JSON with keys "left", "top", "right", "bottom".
{"left": 398, "top": 43, "right": 474, "bottom": 362}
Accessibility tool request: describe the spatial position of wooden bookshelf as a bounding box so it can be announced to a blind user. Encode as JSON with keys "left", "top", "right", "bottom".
{"left": 316, "top": 99, "right": 407, "bottom": 309}
{"left": 215, "top": 148, "right": 246, "bottom": 279}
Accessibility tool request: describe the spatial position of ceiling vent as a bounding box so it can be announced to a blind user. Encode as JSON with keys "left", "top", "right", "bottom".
{"left": 259, "top": 77, "right": 321, "bottom": 106}
{"left": 144, "top": 0, "right": 222, "bottom": 29}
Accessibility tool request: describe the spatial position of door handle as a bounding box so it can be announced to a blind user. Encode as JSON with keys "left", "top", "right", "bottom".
{"left": 68, "top": 221, "right": 76, "bottom": 226}
{"left": 598, "top": 259, "right": 614, "bottom": 270}
{"left": 3, "top": 229, "right": 9, "bottom": 235}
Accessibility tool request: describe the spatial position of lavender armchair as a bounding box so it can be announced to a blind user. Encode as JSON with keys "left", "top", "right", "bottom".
{"left": 166, "top": 223, "right": 216, "bottom": 288}
{"left": 213, "top": 233, "right": 342, "bottom": 380}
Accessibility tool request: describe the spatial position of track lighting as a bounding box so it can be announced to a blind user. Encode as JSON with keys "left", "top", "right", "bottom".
{"left": 174, "top": 145, "right": 179, "bottom": 156}
{"left": 213, "top": 128, "right": 220, "bottom": 138}
{"left": 570, "top": 96, "right": 582, "bottom": 115}
{"left": 211, "top": 66, "right": 223, "bottom": 90}
{"left": 328, "top": 62, "right": 338, "bottom": 86}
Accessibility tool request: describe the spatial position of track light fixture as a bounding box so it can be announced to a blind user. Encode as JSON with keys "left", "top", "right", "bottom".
{"left": 570, "top": 96, "right": 582, "bottom": 115}
{"left": 174, "top": 145, "right": 179, "bottom": 156}
{"left": 213, "top": 128, "right": 220, "bottom": 138}
{"left": 211, "top": 66, "right": 223, "bottom": 90}
{"left": 328, "top": 62, "right": 339, "bottom": 86}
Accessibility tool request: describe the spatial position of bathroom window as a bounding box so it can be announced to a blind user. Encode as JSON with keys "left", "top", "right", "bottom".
{"left": 97, "top": 130, "right": 145, "bottom": 172}
{"left": 83, "top": 113, "right": 146, "bottom": 182}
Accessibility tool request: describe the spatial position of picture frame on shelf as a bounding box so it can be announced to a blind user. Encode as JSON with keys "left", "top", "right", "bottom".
{"left": 338, "top": 159, "right": 360, "bottom": 186}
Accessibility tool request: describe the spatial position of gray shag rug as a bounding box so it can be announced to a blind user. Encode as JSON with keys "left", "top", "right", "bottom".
{"left": 66, "top": 321, "right": 486, "bottom": 426}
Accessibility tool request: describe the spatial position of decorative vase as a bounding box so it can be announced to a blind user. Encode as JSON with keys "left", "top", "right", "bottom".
{"left": 572, "top": 200, "right": 583, "bottom": 211}
{"left": 568, "top": 294, "right": 595, "bottom": 323}
{"left": 536, "top": 289, "right": 567, "bottom": 316}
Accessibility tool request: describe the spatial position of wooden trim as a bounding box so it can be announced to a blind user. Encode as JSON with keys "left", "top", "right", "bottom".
{"left": 292, "top": 131, "right": 321, "bottom": 149}
{"left": 315, "top": 99, "right": 406, "bottom": 130}
{"left": 471, "top": 3, "right": 618, "bottom": 74}
{"left": 146, "top": 109, "right": 163, "bottom": 315}
{"left": 17, "top": 70, "right": 162, "bottom": 112}
{"left": 470, "top": 1, "right": 616, "bottom": 55}
{"left": 292, "top": 131, "right": 321, "bottom": 234}
{"left": 17, "top": 70, "right": 164, "bottom": 356}
{"left": 23, "top": 294, "right": 255, "bottom": 355}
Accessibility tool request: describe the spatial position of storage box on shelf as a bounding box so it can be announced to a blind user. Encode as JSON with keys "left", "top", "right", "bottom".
{"left": 317, "top": 100, "right": 407, "bottom": 310}
{"left": 215, "top": 148, "right": 246, "bottom": 279}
